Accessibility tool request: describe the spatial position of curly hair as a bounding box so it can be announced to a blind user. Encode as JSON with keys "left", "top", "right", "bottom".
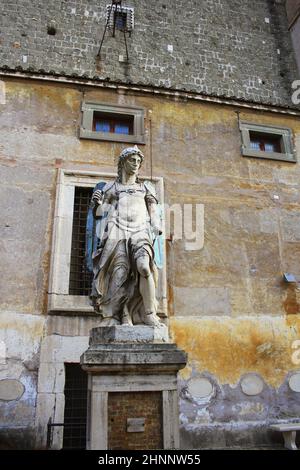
{"left": 117, "top": 146, "right": 144, "bottom": 183}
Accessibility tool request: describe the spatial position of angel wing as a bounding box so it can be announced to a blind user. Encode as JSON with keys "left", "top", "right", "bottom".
{"left": 153, "top": 204, "right": 164, "bottom": 270}
{"left": 144, "top": 180, "right": 164, "bottom": 270}
{"left": 85, "top": 181, "right": 108, "bottom": 273}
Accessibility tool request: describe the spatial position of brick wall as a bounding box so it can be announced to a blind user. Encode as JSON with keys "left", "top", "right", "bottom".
{"left": 0, "top": 0, "right": 298, "bottom": 108}
{"left": 108, "top": 391, "right": 162, "bottom": 450}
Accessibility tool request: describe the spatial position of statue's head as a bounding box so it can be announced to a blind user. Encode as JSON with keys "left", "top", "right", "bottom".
{"left": 117, "top": 145, "right": 144, "bottom": 181}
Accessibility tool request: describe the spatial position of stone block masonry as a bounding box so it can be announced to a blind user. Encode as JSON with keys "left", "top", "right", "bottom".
{"left": 0, "top": 0, "right": 298, "bottom": 108}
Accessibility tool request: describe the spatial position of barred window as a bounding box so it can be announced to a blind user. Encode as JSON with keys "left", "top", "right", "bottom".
{"left": 69, "top": 187, "right": 93, "bottom": 296}
{"left": 48, "top": 169, "right": 166, "bottom": 316}
{"left": 106, "top": 4, "right": 134, "bottom": 32}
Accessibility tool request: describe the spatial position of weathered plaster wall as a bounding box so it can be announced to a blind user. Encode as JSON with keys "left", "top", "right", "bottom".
{"left": 1, "top": 77, "right": 300, "bottom": 448}
{"left": 0, "top": 312, "right": 45, "bottom": 448}
{"left": 171, "top": 317, "right": 300, "bottom": 448}
{"left": 0, "top": 0, "right": 299, "bottom": 108}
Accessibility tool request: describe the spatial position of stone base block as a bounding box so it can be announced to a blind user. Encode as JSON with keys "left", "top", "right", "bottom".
{"left": 89, "top": 325, "right": 169, "bottom": 344}
{"left": 80, "top": 326, "right": 187, "bottom": 450}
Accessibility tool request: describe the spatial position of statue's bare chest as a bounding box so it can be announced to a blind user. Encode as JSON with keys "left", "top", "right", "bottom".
{"left": 110, "top": 183, "right": 149, "bottom": 227}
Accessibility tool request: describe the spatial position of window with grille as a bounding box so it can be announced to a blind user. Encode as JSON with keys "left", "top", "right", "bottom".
{"left": 69, "top": 187, "right": 93, "bottom": 296}
{"left": 63, "top": 363, "right": 88, "bottom": 450}
{"left": 48, "top": 170, "right": 104, "bottom": 313}
{"left": 239, "top": 122, "right": 295, "bottom": 162}
{"left": 106, "top": 4, "right": 134, "bottom": 32}
{"left": 48, "top": 169, "right": 166, "bottom": 315}
{"left": 115, "top": 11, "right": 127, "bottom": 30}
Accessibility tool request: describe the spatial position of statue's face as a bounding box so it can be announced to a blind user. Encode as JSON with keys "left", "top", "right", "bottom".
{"left": 123, "top": 153, "right": 142, "bottom": 176}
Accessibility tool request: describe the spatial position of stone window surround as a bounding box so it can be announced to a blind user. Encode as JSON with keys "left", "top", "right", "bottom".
{"left": 106, "top": 4, "right": 135, "bottom": 32}
{"left": 48, "top": 168, "right": 167, "bottom": 315}
{"left": 79, "top": 102, "right": 145, "bottom": 144}
{"left": 239, "top": 121, "right": 296, "bottom": 163}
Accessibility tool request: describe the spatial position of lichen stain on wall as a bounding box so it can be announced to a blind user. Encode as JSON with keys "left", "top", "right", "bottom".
{"left": 170, "top": 316, "right": 300, "bottom": 387}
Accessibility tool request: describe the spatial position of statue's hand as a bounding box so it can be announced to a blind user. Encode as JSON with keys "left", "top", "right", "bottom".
{"left": 92, "top": 189, "right": 103, "bottom": 205}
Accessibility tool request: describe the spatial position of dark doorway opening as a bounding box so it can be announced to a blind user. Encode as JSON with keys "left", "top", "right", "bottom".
{"left": 63, "top": 363, "right": 88, "bottom": 450}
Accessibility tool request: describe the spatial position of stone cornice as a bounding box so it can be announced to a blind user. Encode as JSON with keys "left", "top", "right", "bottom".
{"left": 1, "top": 69, "right": 300, "bottom": 116}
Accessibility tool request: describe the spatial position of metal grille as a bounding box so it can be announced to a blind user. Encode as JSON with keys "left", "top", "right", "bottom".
{"left": 63, "top": 364, "right": 88, "bottom": 450}
{"left": 106, "top": 4, "right": 134, "bottom": 32}
{"left": 69, "top": 186, "right": 93, "bottom": 296}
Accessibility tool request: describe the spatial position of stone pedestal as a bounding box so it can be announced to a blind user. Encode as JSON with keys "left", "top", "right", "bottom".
{"left": 80, "top": 325, "right": 187, "bottom": 450}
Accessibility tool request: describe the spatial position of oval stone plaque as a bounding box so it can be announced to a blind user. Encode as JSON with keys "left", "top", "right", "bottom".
{"left": 240, "top": 375, "right": 264, "bottom": 396}
{"left": 188, "top": 377, "right": 213, "bottom": 399}
{"left": 288, "top": 373, "right": 300, "bottom": 392}
{"left": 0, "top": 379, "right": 24, "bottom": 401}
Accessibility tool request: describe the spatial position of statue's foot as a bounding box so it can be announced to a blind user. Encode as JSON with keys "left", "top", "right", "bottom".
{"left": 143, "top": 312, "right": 163, "bottom": 327}
{"left": 121, "top": 314, "right": 133, "bottom": 326}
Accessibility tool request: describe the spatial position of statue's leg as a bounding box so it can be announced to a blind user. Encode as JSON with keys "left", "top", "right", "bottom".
{"left": 95, "top": 239, "right": 130, "bottom": 325}
{"left": 107, "top": 246, "right": 131, "bottom": 325}
{"left": 136, "top": 255, "right": 161, "bottom": 327}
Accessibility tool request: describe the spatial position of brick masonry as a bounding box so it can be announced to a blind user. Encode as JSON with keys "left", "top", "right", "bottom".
{"left": 107, "top": 391, "right": 163, "bottom": 450}
{"left": 0, "top": 0, "right": 299, "bottom": 108}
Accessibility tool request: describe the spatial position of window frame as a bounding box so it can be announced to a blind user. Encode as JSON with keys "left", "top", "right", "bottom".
{"left": 48, "top": 169, "right": 166, "bottom": 315}
{"left": 239, "top": 121, "right": 296, "bottom": 162}
{"left": 93, "top": 112, "right": 134, "bottom": 135}
{"left": 80, "top": 102, "right": 145, "bottom": 144}
{"left": 106, "top": 4, "right": 134, "bottom": 32}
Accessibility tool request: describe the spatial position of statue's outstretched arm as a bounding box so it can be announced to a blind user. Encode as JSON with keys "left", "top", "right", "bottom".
{"left": 86, "top": 181, "right": 110, "bottom": 272}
